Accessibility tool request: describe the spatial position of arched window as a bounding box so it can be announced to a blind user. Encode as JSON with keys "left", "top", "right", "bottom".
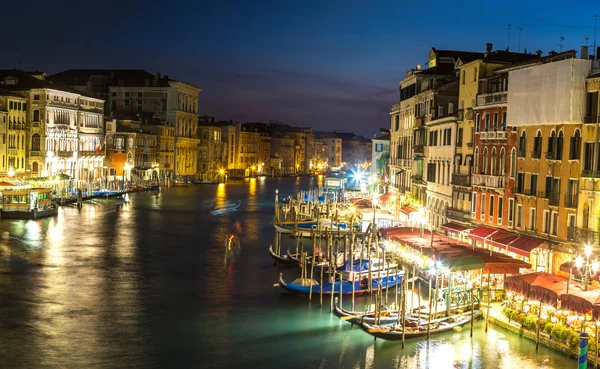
{"left": 519, "top": 131, "right": 527, "bottom": 157}
{"left": 491, "top": 148, "right": 497, "bottom": 175}
{"left": 570, "top": 130, "right": 581, "bottom": 160}
{"left": 556, "top": 131, "right": 564, "bottom": 160}
{"left": 500, "top": 148, "right": 506, "bottom": 175}
{"left": 474, "top": 148, "right": 479, "bottom": 173}
{"left": 510, "top": 148, "right": 517, "bottom": 177}
{"left": 32, "top": 162, "right": 38, "bottom": 172}
{"left": 483, "top": 147, "right": 488, "bottom": 174}
{"left": 533, "top": 131, "right": 542, "bottom": 157}
{"left": 31, "top": 134, "right": 40, "bottom": 151}
{"left": 548, "top": 130, "right": 557, "bottom": 158}
{"left": 33, "top": 110, "right": 40, "bottom": 122}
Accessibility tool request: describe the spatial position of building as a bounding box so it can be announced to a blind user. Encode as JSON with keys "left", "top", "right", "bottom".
{"left": 271, "top": 135, "right": 296, "bottom": 175}
{"left": 105, "top": 118, "right": 158, "bottom": 185}
{"left": 321, "top": 137, "right": 342, "bottom": 168}
{"left": 141, "top": 119, "right": 175, "bottom": 181}
{"left": 0, "top": 70, "right": 105, "bottom": 183}
{"left": 0, "top": 90, "right": 27, "bottom": 176}
{"left": 197, "top": 125, "right": 224, "bottom": 180}
{"left": 371, "top": 129, "right": 390, "bottom": 182}
{"left": 51, "top": 69, "right": 201, "bottom": 178}
{"left": 239, "top": 126, "right": 260, "bottom": 176}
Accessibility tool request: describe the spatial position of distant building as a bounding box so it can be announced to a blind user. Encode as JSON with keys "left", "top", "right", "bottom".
{"left": 372, "top": 130, "right": 390, "bottom": 179}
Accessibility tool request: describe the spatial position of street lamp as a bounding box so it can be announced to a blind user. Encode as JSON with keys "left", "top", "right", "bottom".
{"left": 124, "top": 163, "right": 132, "bottom": 189}
{"left": 219, "top": 168, "right": 225, "bottom": 183}
{"left": 575, "top": 244, "right": 600, "bottom": 291}
{"left": 7, "top": 167, "right": 14, "bottom": 178}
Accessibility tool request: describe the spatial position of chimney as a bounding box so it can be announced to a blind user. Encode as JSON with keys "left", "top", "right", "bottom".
{"left": 536, "top": 50, "right": 542, "bottom": 57}
{"left": 156, "top": 72, "right": 161, "bottom": 80}
{"left": 548, "top": 50, "right": 557, "bottom": 56}
{"left": 597, "top": 47, "right": 600, "bottom": 59}
{"left": 524, "top": 48, "right": 527, "bottom": 54}
{"left": 581, "top": 46, "right": 589, "bottom": 60}
{"left": 485, "top": 43, "right": 493, "bottom": 57}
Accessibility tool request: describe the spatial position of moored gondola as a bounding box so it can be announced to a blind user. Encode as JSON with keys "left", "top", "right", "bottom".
{"left": 268, "top": 245, "right": 298, "bottom": 267}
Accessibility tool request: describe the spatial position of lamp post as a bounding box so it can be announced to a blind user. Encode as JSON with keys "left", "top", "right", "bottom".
{"left": 219, "top": 168, "right": 226, "bottom": 183}
{"left": 124, "top": 163, "right": 132, "bottom": 189}
{"left": 575, "top": 244, "right": 600, "bottom": 291}
{"left": 417, "top": 207, "right": 426, "bottom": 238}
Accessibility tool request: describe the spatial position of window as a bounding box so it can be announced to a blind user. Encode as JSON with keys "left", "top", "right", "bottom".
{"left": 533, "top": 131, "right": 542, "bottom": 156}
{"left": 556, "top": 131, "right": 564, "bottom": 160}
{"left": 111, "top": 92, "right": 117, "bottom": 97}
{"left": 484, "top": 114, "right": 489, "bottom": 131}
{"left": 510, "top": 148, "right": 517, "bottom": 177}
{"left": 570, "top": 130, "right": 581, "bottom": 160}
{"left": 489, "top": 195, "right": 494, "bottom": 221}
{"left": 483, "top": 148, "right": 488, "bottom": 174}
{"left": 516, "top": 204, "right": 522, "bottom": 228}
{"left": 31, "top": 134, "right": 40, "bottom": 151}
{"left": 474, "top": 147, "right": 479, "bottom": 173}
{"left": 584, "top": 142, "right": 595, "bottom": 171}
{"left": 462, "top": 70, "right": 466, "bottom": 84}
{"left": 138, "top": 92, "right": 143, "bottom": 97}
{"left": 125, "top": 92, "right": 130, "bottom": 97}
{"left": 502, "top": 111, "right": 507, "bottom": 129}
{"left": 543, "top": 210, "right": 550, "bottom": 233}
{"left": 33, "top": 110, "right": 39, "bottom": 122}
{"left": 111, "top": 101, "right": 116, "bottom": 111}
{"left": 457, "top": 128, "right": 463, "bottom": 145}
{"left": 33, "top": 94, "right": 40, "bottom": 101}
{"left": 551, "top": 211, "right": 558, "bottom": 236}
{"left": 498, "top": 197, "right": 503, "bottom": 224}
{"left": 9, "top": 101, "right": 13, "bottom": 109}
{"left": 375, "top": 143, "right": 383, "bottom": 152}
{"left": 124, "top": 100, "right": 130, "bottom": 107}
{"left": 481, "top": 193, "right": 486, "bottom": 220}
{"left": 493, "top": 113, "right": 498, "bottom": 131}
{"left": 509, "top": 198, "right": 514, "bottom": 227}
{"left": 472, "top": 192, "right": 477, "bottom": 214}
{"left": 448, "top": 102, "right": 454, "bottom": 115}
{"left": 499, "top": 148, "right": 506, "bottom": 175}
{"left": 568, "top": 214, "right": 576, "bottom": 228}
{"left": 530, "top": 174, "right": 538, "bottom": 196}
{"left": 476, "top": 114, "right": 481, "bottom": 132}
{"left": 529, "top": 208, "right": 536, "bottom": 231}
{"left": 473, "top": 67, "right": 478, "bottom": 82}
{"left": 518, "top": 131, "right": 527, "bottom": 157}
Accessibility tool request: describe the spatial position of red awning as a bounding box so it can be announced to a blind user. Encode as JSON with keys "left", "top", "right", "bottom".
{"left": 507, "top": 235, "right": 547, "bottom": 257}
{"left": 468, "top": 225, "right": 500, "bottom": 240}
{"left": 399, "top": 205, "right": 418, "bottom": 215}
{"left": 376, "top": 193, "right": 392, "bottom": 203}
{"left": 441, "top": 222, "right": 469, "bottom": 234}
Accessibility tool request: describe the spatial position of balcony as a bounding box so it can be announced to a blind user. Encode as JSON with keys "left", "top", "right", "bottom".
{"left": 78, "top": 150, "right": 104, "bottom": 157}
{"left": 472, "top": 173, "right": 504, "bottom": 189}
{"left": 585, "top": 116, "right": 600, "bottom": 124}
{"left": 451, "top": 173, "right": 471, "bottom": 187}
{"left": 29, "top": 151, "right": 41, "bottom": 157}
{"left": 582, "top": 169, "right": 600, "bottom": 178}
{"left": 415, "top": 116, "right": 425, "bottom": 128}
{"left": 545, "top": 151, "right": 561, "bottom": 161}
{"left": 564, "top": 194, "right": 578, "bottom": 208}
{"left": 446, "top": 207, "right": 471, "bottom": 222}
{"left": 568, "top": 227, "right": 600, "bottom": 246}
{"left": 8, "top": 149, "right": 17, "bottom": 155}
{"left": 479, "top": 131, "right": 507, "bottom": 140}
{"left": 531, "top": 151, "right": 542, "bottom": 159}
{"left": 476, "top": 91, "right": 508, "bottom": 107}
{"left": 414, "top": 144, "right": 424, "bottom": 154}
{"left": 548, "top": 193, "right": 560, "bottom": 206}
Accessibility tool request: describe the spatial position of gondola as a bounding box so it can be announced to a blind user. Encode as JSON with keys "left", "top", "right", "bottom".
{"left": 359, "top": 311, "right": 481, "bottom": 340}
{"left": 333, "top": 300, "right": 404, "bottom": 325}
{"left": 268, "top": 245, "right": 300, "bottom": 267}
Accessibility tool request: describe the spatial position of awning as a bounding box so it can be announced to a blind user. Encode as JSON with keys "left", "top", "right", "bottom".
{"left": 376, "top": 192, "right": 392, "bottom": 203}
{"left": 441, "top": 222, "right": 469, "bottom": 234}
{"left": 507, "top": 235, "right": 547, "bottom": 257}
{"left": 468, "top": 225, "right": 500, "bottom": 240}
{"left": 399, "top": 205, "right": 418, "bottom": 216}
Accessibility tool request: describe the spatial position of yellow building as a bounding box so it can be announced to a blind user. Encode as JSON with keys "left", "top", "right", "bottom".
{"left": 506, "top": 51, "right": 590, "bottom": 272}
{"left": 0, "top": 91, "right": 27, "bottom": 176}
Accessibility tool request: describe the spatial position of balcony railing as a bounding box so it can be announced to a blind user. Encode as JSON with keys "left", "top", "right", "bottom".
{"left": 584, "top": 116, "right": 600, "bottom": 124}
{"left": 568, "top": 227, "right": 600, "bottom": 246}
{"left": 447, "top": 207, "right": 471, "bottom": 221}
{"left": 451, "top": 173, "right": 471, "bottom": 187}
{"left": 582, "top": 170, "right": 600, "bottom": 178}
{"left": 472, "top": 173, "right": 504, "bottom": 189}
{"left": 564, "top": 194, "right": 578, "bottom": 208}
{"left": 517, "top": 150, "right": 526, "bottom": 158}
{"left": 479, "top": 131, "right": 507, "bottom": 140}
{"left": 8, "top": 149, "right": 17, "bottom": 155}
{"left": 531, "top": 151, "right": 541, "bottom": 159}
{"left": 476, "top": 91, "right": 508, "bottom": 107}
{"left": 411, "top": 175, "right": 425, "bottom": 185}
{"left": 545, "top": 151, "right": 562, "bottom": 161}
{"left": 414, "top": 145, "right": 424, "bottom": 154}
{"left": 548, "top": 193, "right": 560, "bottom": 206}
{"left": 29, "top": 151, "right": 41, "bottom": 157}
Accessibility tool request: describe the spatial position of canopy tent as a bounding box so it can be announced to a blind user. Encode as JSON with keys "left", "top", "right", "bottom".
{"left": 561, "top": 290, "right": 600, "bottom": 319}
{"left": 559, "top": 260, "right": 600, "bottom": 282}
{"left": 375, "top": 192, "right": 392, "bottom": 203}
{"left": 441, "top": 222, "right": 470, "bottom": 234}
{"left": 398, "top": 205, "right": 419, "bottom": 216}
{"left": 469, "top": 225, "right": 547, "bottom": 258}
{"left": 504, "top": 272, "right": 567, "bottom": 297}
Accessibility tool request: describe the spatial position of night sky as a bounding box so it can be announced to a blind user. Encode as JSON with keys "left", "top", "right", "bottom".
{"left": 2, "top": 1, "right": 599, "bottom": 136}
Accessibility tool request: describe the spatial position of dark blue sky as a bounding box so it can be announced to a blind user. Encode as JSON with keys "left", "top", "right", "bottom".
{"left": 2, "top": 1, "right": 599, "bottom": 136}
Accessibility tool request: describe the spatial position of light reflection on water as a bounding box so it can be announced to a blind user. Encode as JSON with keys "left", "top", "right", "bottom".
{"left": 0, "top": 177, "right": 577, "bottom": 368}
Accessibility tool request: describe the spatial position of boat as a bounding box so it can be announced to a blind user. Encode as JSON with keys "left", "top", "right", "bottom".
{"left": 285, "top": 249, "right": 345, "bottom": 271}
{"left": 192, "top": 179, "right": 218, "bottom": 185}
{"left": 359, "top": 311, "right": 481, "bottom": 340}
{"left": 333, "top": 300, "right": 405, "bottom": 325}
{"left": 173, "top": 180, "right": 190, "bottom": 187}
{"left": 0, "top": 188, "right": 58, "bottom": 219}
{"left": 268, "top": 245, "right": 300, "bottom": 267}
{"left": 211, "top": 200, "right": 241, "bottom": 215}
{"left": 272, "top": 219, "right": 349, "bottom": 237}
{"left": 277, "top": 258, "right": 403, "bottom": 295}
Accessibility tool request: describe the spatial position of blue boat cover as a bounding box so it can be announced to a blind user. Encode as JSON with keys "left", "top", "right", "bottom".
{"left": 344, "top": 259, "right": 371, "bottom": 272}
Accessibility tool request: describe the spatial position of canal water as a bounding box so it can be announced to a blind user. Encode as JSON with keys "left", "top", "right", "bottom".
{"left": 0, "top": 177, "right": 575, "bottom": 368}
